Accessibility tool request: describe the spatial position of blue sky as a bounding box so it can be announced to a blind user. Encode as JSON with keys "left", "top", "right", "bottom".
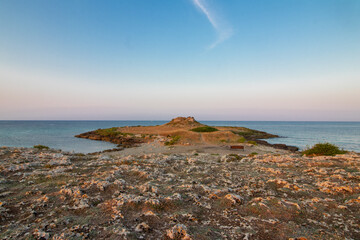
{"left": 0, "top": 0, "right": 359, "bottom": 120}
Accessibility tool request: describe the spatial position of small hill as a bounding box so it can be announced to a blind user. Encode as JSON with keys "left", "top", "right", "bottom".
{"left": 164, "top": 116, "right": 204, "bottom": 129}
{"left": 75, "top": 116, "right": 296, "bottom": 151}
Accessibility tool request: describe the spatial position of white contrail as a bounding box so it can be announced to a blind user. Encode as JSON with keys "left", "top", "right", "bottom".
{"left": 192, "top": 0, "right": 233, "bottom": 49}
{"left": 193, "top": 0, "right": 219, "bottom": 29}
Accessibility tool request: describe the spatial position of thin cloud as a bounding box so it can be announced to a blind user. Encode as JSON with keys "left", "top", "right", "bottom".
{"left": 192, "top": 0, "right": 233, "bottom": 49}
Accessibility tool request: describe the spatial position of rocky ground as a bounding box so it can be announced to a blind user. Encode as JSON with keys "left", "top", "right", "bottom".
{"left": 1, "top": 146, "right": 360, "bottom": 239}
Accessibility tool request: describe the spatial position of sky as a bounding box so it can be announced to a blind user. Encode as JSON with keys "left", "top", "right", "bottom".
{"left": 0, "top": 0, "right": 359, "bottom": 121}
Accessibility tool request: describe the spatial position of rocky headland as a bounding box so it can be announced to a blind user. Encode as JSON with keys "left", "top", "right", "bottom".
{"left": 75, "top": 117, "right": 298, "bottom": 152}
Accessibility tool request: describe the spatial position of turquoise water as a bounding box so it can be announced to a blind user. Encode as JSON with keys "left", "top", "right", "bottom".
{"left": 0, "top": 121, "right": 163, "bottom": 153}
{"left": 0, "top": 121, "right": 359, "bottom": 153}
{"left": 205, "top": 121, "right": 360, "bottom": 152}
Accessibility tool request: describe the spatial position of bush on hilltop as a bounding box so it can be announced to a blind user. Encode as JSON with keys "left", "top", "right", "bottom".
{"left": 190, "top": 126, "right": 218, "bottom": 132}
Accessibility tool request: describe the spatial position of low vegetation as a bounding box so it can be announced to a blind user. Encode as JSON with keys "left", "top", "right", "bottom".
{"left": 232, "top": 128, "right": 277, "bottom": 140}
{"left": 190, "top": 126, "right": 218, "bottom": 132}
{"left": 247, "top": 140, "right": 258, "bottom": 145}
{"left": 95, "top": 127, "right": 119, "bottom": 137}
{"left": 33, "top": 144, "right": 49, "bottom": 150}
{"left": 227, "top": 154, "right": 243, "bottom": 161}
{"left": 164, "top": 135, "right": 181, "bottom": 146}
{"left": 302, "top": 142, "right": 347, "bottom": 156}
{"left": 95, "top": 127, "right": 133, "bottom": 137}
{"left": 248, "top": 152, "right": 258, "bottom": 157}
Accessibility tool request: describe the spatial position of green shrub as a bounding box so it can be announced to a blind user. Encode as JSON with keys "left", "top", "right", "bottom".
{"left": 95, "top": 127, "right": 119, "bottom": 137}
{"left": 33, "top": 145, "right": 49, "bottom": 150}
{"left": 248, "top": 152, "right": 258, "bottom": 157}
{"left": 190, "top": 126, "right": 218, "bottom": 132}
{"left": 247, "top": 140, "right": 258, "bottom": 145}
{"left": 95, "top": 127, "right": 133, "bottom": 137}
{"left": 236, "top": 137, "right": 246, "bottom": 143}
{"left": 302, "top": 143, "right": 347, "bottom": 156}
{"left": 228, "top": 154, "right": 243, "bottom": 160}
{"left": 164, "top": 135, "right": 181, "bottom": 146}
{"left": 232, "top": 129, "right": 258, "bottom": 138}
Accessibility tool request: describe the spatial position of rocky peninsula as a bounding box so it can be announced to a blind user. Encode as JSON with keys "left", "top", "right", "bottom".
{"left": 75, "top": 117, "right": 299, "bottom": 152}
{"left": 1, "top": 117, "right": 359, "bottom": 239}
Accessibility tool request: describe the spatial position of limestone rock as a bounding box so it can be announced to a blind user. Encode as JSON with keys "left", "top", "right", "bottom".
{"left": 135, "top": 222, "right": 150, "bottom": 232}
{"left": 166, "top": 224, "right": 192, "bottom": 240}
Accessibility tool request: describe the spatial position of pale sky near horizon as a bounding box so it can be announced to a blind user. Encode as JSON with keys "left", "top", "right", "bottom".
{"left": 1, "top": 0, "right": 360, "bottom": 121}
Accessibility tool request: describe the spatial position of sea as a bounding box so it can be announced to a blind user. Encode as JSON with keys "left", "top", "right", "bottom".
{"left": 0, "top": 121, "right": 359, "bottom": 153}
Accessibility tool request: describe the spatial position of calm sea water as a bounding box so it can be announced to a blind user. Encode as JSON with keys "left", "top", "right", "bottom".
{"left": 0, "top": 121, "right": 359, "bottom": 153}
{"left": 205, "top": 121, "right": 360, "bottom": 153}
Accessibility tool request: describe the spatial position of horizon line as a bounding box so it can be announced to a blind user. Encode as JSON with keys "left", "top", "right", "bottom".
{"left": 1, "top": 119, "right": 359, "bottom": 122}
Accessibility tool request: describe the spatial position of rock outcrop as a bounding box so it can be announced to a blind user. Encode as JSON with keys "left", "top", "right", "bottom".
{"left": 0, "top": 146, "right": 359, "bottom": 239}
{"left": 164, "top": 116, "right": 203, "bottom": 128}
{"left": 75, "top": 129, "right": 145, "bottom": 148}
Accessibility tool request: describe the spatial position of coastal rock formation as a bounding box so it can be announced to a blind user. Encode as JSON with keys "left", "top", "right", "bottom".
{"left": 75, "top": 116, "right": 298, "bottom": 151}
{"left": 256, "top": 140, "right": 299, "bottom": 152}
{"left": 75, "top": 129, "right": 145, "bottom": 148}
{"left": 164, "top": 116, "right": 203, "bottom": 128}
{"left": 1, "top": 146, "right": 359, "bottom": 239}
